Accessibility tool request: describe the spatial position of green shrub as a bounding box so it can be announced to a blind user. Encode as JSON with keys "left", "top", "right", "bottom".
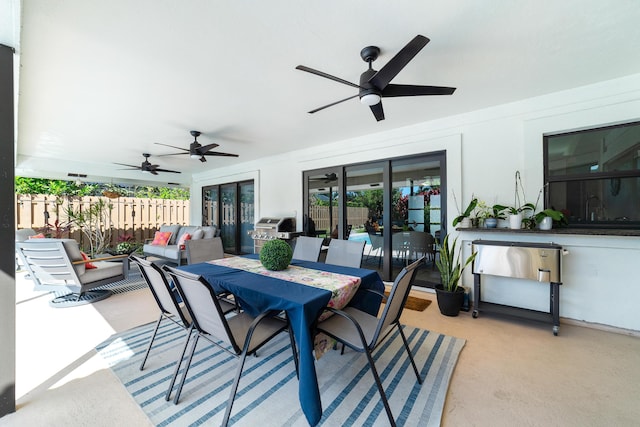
{"left": 259, "top": 239, "right": 293, "bottom": 271}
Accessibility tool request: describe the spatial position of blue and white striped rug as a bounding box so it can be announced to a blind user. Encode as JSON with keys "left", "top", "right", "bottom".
{"left": 97, "top": 320, "right": 464, "bottom": 426}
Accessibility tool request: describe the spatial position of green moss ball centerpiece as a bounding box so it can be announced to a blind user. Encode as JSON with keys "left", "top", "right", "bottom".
{"left": 259, "top": 239, "right": 293, "bottom": 271}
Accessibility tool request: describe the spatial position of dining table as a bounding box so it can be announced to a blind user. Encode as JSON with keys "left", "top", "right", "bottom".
{"left": 178, "top": 254, "right": 385, "bottom": 426}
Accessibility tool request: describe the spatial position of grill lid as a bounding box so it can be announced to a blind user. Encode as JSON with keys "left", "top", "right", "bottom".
{"left": 254, "top": 217, "right": 296, "bottom": 232}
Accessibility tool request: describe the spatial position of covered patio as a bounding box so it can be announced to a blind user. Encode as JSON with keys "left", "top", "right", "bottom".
{"left": 3, "top": 1, "right": 640, "bottom": 425}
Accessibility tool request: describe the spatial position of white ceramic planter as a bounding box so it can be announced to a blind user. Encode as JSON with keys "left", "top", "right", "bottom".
{"left": 508, "top": 213, "right": 523, "bottom": 229}
{"left": 538, "top": 216, "right": 553, "bottom": 230}
{"left": 459, "top": 217, "right": 472, "bottom": 228}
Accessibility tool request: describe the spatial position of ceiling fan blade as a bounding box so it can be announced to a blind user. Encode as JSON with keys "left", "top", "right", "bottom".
{"left": 308, "top": 94, "right": 359, "bottom": 114}
{"left": 370, "top": 102, "right": 385, "bottom": 122}
{"left": 150, "top": 170, "right": 159, "bottom": 175}
{"left": 368, "top": 35, "right": 430, "bottom": 90}
{"left": 154, "top": 142, "right": 189, "bottom": 152}
{"left": 197, "top": 142, "right": 220, "bottom": 154}
{"left": 201, "top": 151, "right": 239, "bottom": 157}
{"left": 296, "top": 65, "right": 362, "bottom": 89}
{"left": 382, "top": 84, "right": 456, "bottom": 97}
{"left": 113, "top": 162, "right": 141, "bottom": 169}
{"left": 153, "top": 168, "right": 181, "bottom": 174}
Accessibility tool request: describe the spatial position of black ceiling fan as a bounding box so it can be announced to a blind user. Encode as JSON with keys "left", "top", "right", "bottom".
{"left": 155, "top": 130, "right": 239, "bottom": 163}
{"left": 114, "top": 153, "right": 181, "bottom": 175}
{"left": 309, "top": 172, "right": 338, "bottom": 183}
{"left": 296, "top": 34, "right": 456, "bottom": 121}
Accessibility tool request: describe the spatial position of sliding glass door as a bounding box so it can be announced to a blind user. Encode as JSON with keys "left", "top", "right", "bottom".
{"left": 303, "top": 151, "right": 445, "bottom": 286}
{"left": 202, "top": 180, "right": 254, "bottom": 255}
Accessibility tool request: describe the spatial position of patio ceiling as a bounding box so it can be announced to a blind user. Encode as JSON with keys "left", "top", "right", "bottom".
{"left": 10, "top": 0, "right": 640, "bottom": 187}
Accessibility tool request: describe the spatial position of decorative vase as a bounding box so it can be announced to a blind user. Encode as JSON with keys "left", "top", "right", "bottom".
{"left": 484, "top": 218, "right": 498, "bottom": 228}
{"left": 538, "top": 216, "right": 553, "bottom": 230}
{"left": 509, "top": 213, "right": 523, "bottom": 230}
{"left": 435, "top": 285, "right": 465, "bottom": 317}
{"left": 459, "top": 217, "right": 472, "bottom": 228}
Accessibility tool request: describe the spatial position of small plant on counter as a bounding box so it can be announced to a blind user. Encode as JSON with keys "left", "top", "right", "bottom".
{"left": 452, "top": 192, "right": 478, "bottom": 227}
{"left": 534, "top": 208, "right": 567, "bottom": 226}
{"left": 508, "top": 171, "right": 535, "bottom": 215}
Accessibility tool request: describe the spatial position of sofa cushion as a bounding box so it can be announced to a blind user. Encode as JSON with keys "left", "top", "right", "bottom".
{"left": 163, "top": 246, "right": 184, "bottom": 261}
{"left": 159, "top": 224, "right": 181, "bottom": 245}
{"left": 80, "top": 261, "right": 123, "bottom": 284}
{"left": 201, "top": 226, "right": 217, "bottom": 239}
{"left": 175, "top": 225, "right": 200, "bottom": 243}
{"left": 191, "top": 228, "right": 204, "bottom": 240}
{"left": 151, "top": 231, "right": 172, "bottom": 246}
{"left": 177, "top": 233, "right": 191, "bottom": 250}
{"left": 143, "top": 243, "right": 169, "bottom": 258}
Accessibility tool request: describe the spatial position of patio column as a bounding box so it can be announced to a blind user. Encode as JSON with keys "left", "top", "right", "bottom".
{"left": 0, "top": 43, "right": 16, "bottom": 417}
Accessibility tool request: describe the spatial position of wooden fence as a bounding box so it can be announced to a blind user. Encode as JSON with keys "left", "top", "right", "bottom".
{"left": 16, "top": 194, "right": 190, "bottom": 249}
{"left": 310, "top": 205, "right": 369, "bottom": 234}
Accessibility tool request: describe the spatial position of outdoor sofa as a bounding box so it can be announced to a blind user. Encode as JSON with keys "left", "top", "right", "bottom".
{"left": 143, "top": 224, "right": 220, "bottom": 265}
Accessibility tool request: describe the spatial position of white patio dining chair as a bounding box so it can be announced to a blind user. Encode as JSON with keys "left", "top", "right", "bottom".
{"left": 185, "top": 236, "right": 224, "bottom": 264}
{"left": 292, "top": 236, "right": 323, "bottom": 262}
{"left": 324, "top": 239, "right": 366, "bottom": 268}
{"left": 162, "top": 265, "right": 298, "bottom": 426}
{"left": 316, "top": 257, "right": 426, "bottom": 427}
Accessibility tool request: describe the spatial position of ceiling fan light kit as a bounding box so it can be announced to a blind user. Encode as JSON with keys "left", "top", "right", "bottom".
{"left": 360, "top": 93, "right": 381, "bottom": 106}
{"left": 296, "top": 34, "right": 456, "bottom": 121}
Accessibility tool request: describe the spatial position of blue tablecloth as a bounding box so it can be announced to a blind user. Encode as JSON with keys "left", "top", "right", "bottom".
{"left": 179, "top": 255, "right": 384, "bottom": 426}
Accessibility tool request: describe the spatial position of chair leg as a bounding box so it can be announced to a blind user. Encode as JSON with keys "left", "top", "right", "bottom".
{"left": 364, "top": 346, "right": 396, "bottom": 427}
{"left": 287, "top": 323, "right": 299, "bottom": 378}
{"left": 397, "top": 324, "right": 423, "bottom": 384}
{"left": 140, "top": 313, "right": 164, "bottom": 370}
{"left": 172, "top": 332, "right": 200, "bottom": 404}
{"left": 165, "top": 325, "right": 195, "bottom": 401}
{"left": 222, "top": 348, "right": 250, "bottom": 427}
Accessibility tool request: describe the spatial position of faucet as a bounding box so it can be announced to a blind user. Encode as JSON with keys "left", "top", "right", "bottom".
{"left": 585, "top": 195, "right": 601, "bottom": 222}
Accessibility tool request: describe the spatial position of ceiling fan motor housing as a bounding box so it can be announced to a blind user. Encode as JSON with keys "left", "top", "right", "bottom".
{"left": 359, "top": 68, "right": 381, "bottom": 105}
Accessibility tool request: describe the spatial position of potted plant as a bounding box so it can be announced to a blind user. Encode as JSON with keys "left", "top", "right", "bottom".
{"left": 435, "top": 234, "right": 477, "bottom": 316}
{"left": 507, "top": 171, "right": 535, "bottom": 229}
{"left": 534, "top": 208, "right": 567, "bottom": 230}
{"left": 452, "top": 195, "right": 478, "bottom": 228}
{"left": 478, "top": 202, "right": 507, "bottom": 228}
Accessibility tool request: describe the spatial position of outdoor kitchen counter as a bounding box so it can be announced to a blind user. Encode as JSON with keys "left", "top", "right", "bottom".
{"left": 456, "top": 227, "right": 640, "bottom": 237}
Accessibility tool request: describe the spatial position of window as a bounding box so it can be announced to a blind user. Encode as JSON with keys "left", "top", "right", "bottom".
{"left": 202, "top": 180, "right": 254, "bottom": 254}
{"left": 544, "top": 121, "right": 640, "bottom": 228}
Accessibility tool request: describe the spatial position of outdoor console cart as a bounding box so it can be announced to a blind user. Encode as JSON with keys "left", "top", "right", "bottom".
{"left": 471, "top": 240, "right": 563, "bottom": 336}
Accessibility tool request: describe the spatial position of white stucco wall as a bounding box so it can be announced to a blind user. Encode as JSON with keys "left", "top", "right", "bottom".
{"left": 191, "top": 72, "right": 640, "bottom": 332}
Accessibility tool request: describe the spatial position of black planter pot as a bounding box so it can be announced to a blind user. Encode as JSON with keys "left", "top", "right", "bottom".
{"left": 435, "top": 285, "right": 465, "bottom": 317}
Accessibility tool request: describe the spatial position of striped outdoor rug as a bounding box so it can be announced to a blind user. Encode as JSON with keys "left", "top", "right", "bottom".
{"left": 97, "top": 320, "right": 464, "bottom": 426}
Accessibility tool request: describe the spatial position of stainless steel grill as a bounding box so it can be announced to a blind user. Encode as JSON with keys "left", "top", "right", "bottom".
{"left": 248, "top": 217, "right": 302, "bottom": 253}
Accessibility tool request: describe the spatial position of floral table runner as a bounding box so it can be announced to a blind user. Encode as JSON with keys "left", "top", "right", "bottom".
{"left": 207, "top": 257, "right": 361, "bottom": 358}
{"left": 207, "top": 257, "right": 361, "bottom": 315}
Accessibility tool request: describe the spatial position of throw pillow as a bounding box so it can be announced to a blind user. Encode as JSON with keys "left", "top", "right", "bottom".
{"left": 151, "top": 231, "right": 172, "bottom": 246}
{"left": 177, "top": 233, "right": 192, "bottom": 250}
{"left": 80, "top": 251, "right": 97, "bottom": 269}
{"left": 29, "top": 233, "right": 46, "bottom": 239}
{"left": 191, "top": 229, "right": 204, "bottom": 240}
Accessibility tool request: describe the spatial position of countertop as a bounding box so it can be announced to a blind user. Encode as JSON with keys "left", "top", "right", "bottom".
{"left": 456, "top": 227, "right": 640, "bottom": 237}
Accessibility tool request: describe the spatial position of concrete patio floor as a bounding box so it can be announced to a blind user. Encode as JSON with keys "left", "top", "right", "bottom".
{"left": 3, "top": 266, "right": 640, "bottom": 426}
